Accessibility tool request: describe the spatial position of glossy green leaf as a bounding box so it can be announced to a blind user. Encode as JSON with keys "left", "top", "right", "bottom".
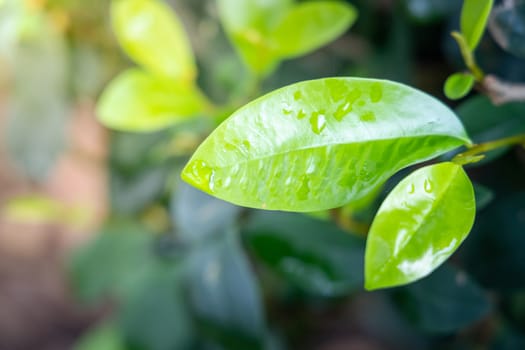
{"left": 461, "top": 0, "right": 494, "bottom": 50}
{"left": 112, "top": 0, "right": 196, "bottom": 81}
{"left": 97, "top": 69, "right": 206, "bottom": 132}
{"left": 217, "top": 0, "right": 356, "bottom": 75}
{"left": 393, "top": 264, "right": 490, "bottom": 333}
{"left": 243, "top": 211, "right": 365, "bottom": 296}
{"left": 365, "top": 162, "right": 476, "bottom": 290}
{"left": 272, "top": 2, "right": 357, "bottom": 58}
{"left": 444, "top": 72, "right": 475, "bottom": 100}
{"left": 182, "top": 78, "right": 471, "bottom": 212}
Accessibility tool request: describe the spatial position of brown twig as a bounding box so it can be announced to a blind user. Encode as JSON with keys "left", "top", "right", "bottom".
{"left": 481, "top": 75, "right": 525, "bottom": 105}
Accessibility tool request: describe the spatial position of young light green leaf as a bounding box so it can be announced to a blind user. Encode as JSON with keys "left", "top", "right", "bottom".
{"left": 272, "top": 1, "right": 357, "bottom": 58}
{"left": 365, "top": 162, "right": 476, "bottom": 290}
{"left": 461, "top": 0, "right": 494, "bottom": 50}
{"left": 112, "top": 0, "right": 196, "bottom": 81}
{"left": 182, "top": 78, "right": 471, "bottom": 212}
{"left": 217, "top": 0, "right": 356, "bottom": 75}
{"left": 444, "top": 72, "right": 475, "bottom": 100}
{"left": 97, "top": 69, "right": 206, "bottom": 132}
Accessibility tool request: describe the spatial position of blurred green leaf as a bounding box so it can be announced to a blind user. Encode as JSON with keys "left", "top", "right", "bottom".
{"left": 403, "top": 0, "right": 460, "bottom": 22}
{"left": 182, "top": 78, "right": 470, "bottom": 212}
{"left": 473, "top": 182, "right": 494, "bottom": 210}
{"left": 187, "top": 230, "right": 266, "bottom": 346}
{"left": 365, "top": 162, "right": 476, "bottom": 290}
{"left": 171, "top": 182, "right": 240, "bottom": 243}
{"left": 489, "top": 1, "right": 525, "bottom": 59}
{"left": 97, "top": 69, "right": 206, "bottom": 132}
{"left": 120, "top": 265, "right": 194, "bottom": 350}
{"left": 217, "top": 0, "right": 356, "bottom": 75}
{"left": 74, "top": 321, "right": 126, "bottom": 350}
{"left": 112, "top": 0, "right": 196, "bottom": 81}
{"left": 444, "top": 72, "right": 475, "bottom": 100}
{"left": 244, "top": 211, "right": 365, "bottom": 296}
{"left": 6, "top": 12, "right": 68, "bottom": 181}
{"left": 461, "top": 0, "right": 494, "bottom": 50}
{"left": 463, "top": 192, "right": 525, "bottom": 290}
{"left": 272, "top": 2, "right": 357, "bottom": 58}
{"left": 394, "top": 264, "right": 491, "bottom": 333}
{"left": 69, "top": 221, "right": 153, "bottom": 302}
{"left": 456, "top": 95, "right": 525, "bottom": 163}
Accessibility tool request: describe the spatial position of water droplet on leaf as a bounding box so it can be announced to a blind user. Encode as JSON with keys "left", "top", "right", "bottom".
{"left": 310, "top": 111, "right": 327, "bottom": 134}
{"left": 424, "top": 179, "right": 434, "bottom": 193}
{"left": 360, "top": 111, "right": 376, "bottom": 122}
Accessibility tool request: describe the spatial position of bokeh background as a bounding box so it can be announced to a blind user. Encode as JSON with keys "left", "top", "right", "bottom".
{"left": 1, "top": 0, "right": 525, "bottom": 349}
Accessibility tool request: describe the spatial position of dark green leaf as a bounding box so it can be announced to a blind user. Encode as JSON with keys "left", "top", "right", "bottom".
{"left": 120, "top": 266, "right": 194, "bottom": 350}
{"left": 444, "top": 72, "right": 475, "bottom": 100}
{"left": 187, "top": 230, "right": 266, "bottom": 343}
{"left": 69, "top": 221, "right": 153, "bottom": 302}
{"left": 171, "top": 182, "right": 240, "bottom": 243}
{"left": 182, "top": 78, "right": 471, "bottom": 212}
{"left": 111, "top": 0, "right": 196, "bottom": 81}
{"left": 489, "top": 2, "right": 525, "bottom": 59}
{"left": 473, "top": 182, "right": 494, "bottom": 210}
{"left": 463, "top": 192, "right": 525, "bottom": 290}
{"left": 243, "top": 211, "right": 365, "bottom": 296}
{"left": 97, "top": 69, "right": 206, "bottom": 132}
{"left": 461, "top": 0, "right": 494, "bottom": 50}
{"left": 394, "top": 264, "right": 491, "bottom": 333}
{"left": 365, "top": 162, "right": 476, "bottom": 290}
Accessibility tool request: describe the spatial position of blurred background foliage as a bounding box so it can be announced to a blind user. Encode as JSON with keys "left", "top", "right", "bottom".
{"left": 0, "top": 0, "right": 525, "bottom": 349}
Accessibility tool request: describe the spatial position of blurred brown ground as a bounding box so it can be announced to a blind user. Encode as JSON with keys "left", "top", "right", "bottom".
{"left": 0, "top": 96, "right": 107, "bottom": 350}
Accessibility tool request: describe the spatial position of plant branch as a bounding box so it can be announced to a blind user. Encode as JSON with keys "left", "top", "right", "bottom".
{"left": 451, "top": 31, "right": 485, "bottom": 81}
{"left": 481, "top": 75, "right": 525, "bottom": 105}
{"left": 452, "top": 134, "right": 525, "bottom": 165}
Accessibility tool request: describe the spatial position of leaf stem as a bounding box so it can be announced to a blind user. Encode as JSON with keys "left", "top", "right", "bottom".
{"left": 452, "top": 133, "right": 525, "bottom": 165}
{"left": 451, "top": 31, "right": 484, "bottom": 81}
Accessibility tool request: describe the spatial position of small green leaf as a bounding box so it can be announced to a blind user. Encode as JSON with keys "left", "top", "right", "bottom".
{"left": 460, "top": 0, "right": 494, "bottom": 50}
{"left": 97, "top": 69, "right": 206, "bottom": 132}
{"left": 112, "top": 0, "right": 196, "bottom": 81}
{"left": 182, "top": 78, "right": 471, "bottom": 212}
{"left": 365, "top": 162, "right": 476, "bottom": 290}
{"left": 444, "top": 72, "right": 475, "bottom": 100}
{"left": 272, "top": 1, "right": 357, "bottom": 58}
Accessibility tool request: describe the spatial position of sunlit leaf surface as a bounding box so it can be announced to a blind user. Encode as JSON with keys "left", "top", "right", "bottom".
{"left": 444, "top": 72, "right": 475, "bottom": 100}
{"left": 182, "top": 78, "right": 471, "bottom": 212}
{"left": 461, "top": 0, "right": 494, "bottom": 50}
{"left": 365, "top": 162, "right": 476, "bottom": 290}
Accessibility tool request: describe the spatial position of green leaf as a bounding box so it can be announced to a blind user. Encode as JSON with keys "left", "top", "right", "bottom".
{"left": 272, "top": 1, "right": 357, "bottom": 58}
{"left": 444, "top": 72, "right": 475, "bottom": 100}
{"left": 69, "top": 221, "right": 153, "bottom": 303}
{"left": 365, "top": 162, "right": 476, "bottom": 290}
{"left": 460, "top": 0, "right": 494, "bottom": 50}
{"left": 217, "top": 0, "right": 356, "bottom": 75}
{"left": 112, "top": 0, "right": 196, "bottom": 81}
{"left": 463, "top": 192, "right": 525, "bottom": 289}
{"left": 393, "top": 264, "right": 490, "bottom": 333}
{"left": 187, "top": 230, "right": 266, "bottom": 344}
{"left": 182, "top": 78, "right": 471, "bottom": 212}
{"left": 74, "top": 322, "right": 126, "bottom": 350}
{"left": 243, "top": 211, "right": 364, "bottom": 296}
{"left": 119, "top": 267, "right": 194, "bottom": 350}
{"left": 97, "top": 69, "right": 206, "bottom": 132}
